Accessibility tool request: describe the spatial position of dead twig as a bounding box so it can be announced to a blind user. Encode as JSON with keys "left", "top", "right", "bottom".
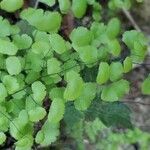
{"left": 34, "top": 0, "right": 39, "bottom": 8}
{"left": 122, "top": 8, "right": 141, "bottom": 32}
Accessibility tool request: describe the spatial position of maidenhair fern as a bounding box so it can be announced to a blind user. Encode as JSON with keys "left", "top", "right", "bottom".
{"left": 0, "top": 0, "right": 149, "bottom": 149}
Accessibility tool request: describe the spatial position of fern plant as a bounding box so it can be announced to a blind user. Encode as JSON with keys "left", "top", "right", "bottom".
{"left": 0, "top": 0, "right": 149, "bottom": 149}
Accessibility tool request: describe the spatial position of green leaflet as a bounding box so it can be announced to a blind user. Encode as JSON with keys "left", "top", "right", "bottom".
{"left": 20, "top": 8, "right": 62, "bottom": 33}
{"left": 33, "top": 30, "right": 50, "bottom": 43}
{"left": 6, "top": 56, "right": 22, "bottom": 75}
{"left": 72, "top": 0, "right": 87, "bottom": 18}
{"left": 92, "top": 2, "right": 102, "bottom": 21}
{"left": 87, "top": 0, "right": 96, "bottom": 5}
{"left": 123, "top": 30, "right": 147, "bottom": 50}
{"left": 13, "top": 34, "right": 32, "bottom": 50}
{"left": 90, "top": 22, "right": 106, "bottom": 39}
{"left": 35, "top": 131, "right": 44, "bottom": 144}
{"left": 0, "top": 106, "right": 10, "bottom": 132}
{"left": 25, "top": 95, "right": 37, "bottom": 111}
{"left": 18, "top": 110, "right": 29, "bottom": 125}
{"left": 0, "top": 54, "right": 5, "bottom": 69}
{"left": 49, "top": 33, "right": 68, "bottom": 54}
{"left": 110, "top": 62, "right": 123, "bottom": 82}
{"left": 101, "top": 79, "right": 130, "bottom": 101}
{"left": 106, "top": 18, "right": 120, "bottom": 39}
{"left": 0, "top": 39, "right": 18, "bottom": 55}
{"left": 31, "top": 41, "right": 51, "bottom": 56}
{"left": 0, "top": 83, "right": 7, "bottom": 102}
{"left": 39, "top": 0, "right": 56, "bottom": 7}
{"left": 16, "top": 20, "right": 35, "bottom": 36}
{"left": 58, "top": 0, "right": 71, "bottom": 14}
{"left": 64, "top": 70, "right": 84, "bottom": 101}
{"left": 0, "top": 132, "right": 6, "bottom": 145}
{"left": 8, "top": 98, "right": 25, "bottom": 117}
{"left": 15, "top": 135, "right": 33, "bottom": 150}
{"left": 123, "top": 57, "right": 132, "bottom": 73}
{"left": 107, "top": 39, "right": 121, "bottom": 56}
{"left": 122, "top": 30, "right": 147, "bottom": 61}
{"left": 49, "top": 87, "right": 65, "bottom": 100}
{"left": 12, "top": 90, "right": 26, "bottom": 100}
{"left": 77, "top": 45, "right": 98, "bottom": 66}
{"left": 35, "top": 121, "right": 59, "bottom": 146}
{"left": 48, "top": 98, "right": 65, "bottom": 123}
{"left": 3, "top": 75, "right": 20, "bottom": 94}
{"left": 47, "top": 58, "right": 61, "bottom": 75}
{"left": 96, "top": 62, "right": 110, "bottom": 85}
{"left": 141, "top": 75, "right": 150, "bottom": 95}
{"left": 26, "top": 51, "right": 44, "bottom": 72}
{"left": 108, "top": 0, "right": 131, "bottom": 10}
{"left": 32, "top": 81, "right": 46, "bottom": 103}
{"left": 136, "top": 0, "right": 143, "bottom": 2}
{"left": 74, "top": 82, "right": 97, "bottom": 111}
{"left": 25, "top": 71, "right": 40, "bottom": 84}
{"left": 70, "top": 27, "right": 93, "bottom": 47}
{"left": 0, "top": 0, "right": 23, "bottom": 12}
{"left": 28, "top": 107, "right": 46, "bottom": 122}
{"left": 10, "top": 110, "right": 32, "bottom": 140}
{"left": 41, "top": 74, "right": 61, "bottom": 85}
{"left": 10, "top": 118, "right": 33, "bottom": 140}
{"left": 0, "top": 16, "right": 13, "bottom": 37}
{"left": 61, "top": 59, "right": 80, "bottom": 73}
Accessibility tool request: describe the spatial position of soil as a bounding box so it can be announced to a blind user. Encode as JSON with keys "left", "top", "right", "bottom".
{"left": 132, "top": 0, "right": 150, "bottom": 34}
